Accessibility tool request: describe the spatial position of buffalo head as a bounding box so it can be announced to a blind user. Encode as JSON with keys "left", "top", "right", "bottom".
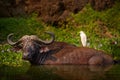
{"left": 7, "top": 32, "right": 55, "bottom": 64}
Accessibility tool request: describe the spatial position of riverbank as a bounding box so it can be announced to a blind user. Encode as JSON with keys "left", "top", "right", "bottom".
{"left": 0, "top": 1, "right": 120, "bottom": 66}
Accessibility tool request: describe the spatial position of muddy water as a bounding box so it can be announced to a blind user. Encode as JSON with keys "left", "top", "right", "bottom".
{"left": 0, "top": 64, "right": 120, "bottom": 80}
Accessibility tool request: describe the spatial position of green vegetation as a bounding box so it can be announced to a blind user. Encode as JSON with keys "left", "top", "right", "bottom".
{"left": 0, "top": 44, "right": 22, "bottom": 66}
{"left": 0, "top": 0, "right": 120, "bottom": 66}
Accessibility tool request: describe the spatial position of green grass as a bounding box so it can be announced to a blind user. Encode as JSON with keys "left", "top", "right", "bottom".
{"left": 0, "top": 0, "right": 120, "bottom": 66}
{"left": 0, "top": 44, "right": 22, "bottom": 66}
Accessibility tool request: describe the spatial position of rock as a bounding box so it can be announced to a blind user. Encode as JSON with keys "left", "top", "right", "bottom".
{"left": 89, "top": 0, "right": 114, "bottom": 11}
{"left": 0, "top": 0, "right": 26, "bottom": 17}
{"left": 0, "top": 0, "right": 114, "bottom": 25}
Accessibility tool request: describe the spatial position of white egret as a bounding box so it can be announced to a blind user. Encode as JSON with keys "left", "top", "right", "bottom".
{"left": 79, "top": 31, "right": 87, "bottom": 47}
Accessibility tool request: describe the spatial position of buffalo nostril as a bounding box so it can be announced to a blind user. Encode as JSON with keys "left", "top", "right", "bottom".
{"left": 22, "top": 55, "right": 27, "bottom": 60}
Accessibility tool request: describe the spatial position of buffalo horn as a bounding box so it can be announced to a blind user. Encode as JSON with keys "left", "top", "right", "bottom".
{"left": 37, "top": 31, "right": 55, "bottom": 45}
{"left": 7, "top": 33, "right": 21, "bottom": 46}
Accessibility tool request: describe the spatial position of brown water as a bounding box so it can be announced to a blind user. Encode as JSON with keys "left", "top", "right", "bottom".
{"left": 0, "top": 64, "right": 120, "bottom": 80}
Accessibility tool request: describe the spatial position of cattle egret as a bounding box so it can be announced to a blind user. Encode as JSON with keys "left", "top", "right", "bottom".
{"left": 79, "top": 31, "right": 87, "bottom": 47}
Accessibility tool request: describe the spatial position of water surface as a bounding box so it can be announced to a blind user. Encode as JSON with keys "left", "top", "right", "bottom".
{"left": 0, "top": 64, "right": 120, "bottom": 80}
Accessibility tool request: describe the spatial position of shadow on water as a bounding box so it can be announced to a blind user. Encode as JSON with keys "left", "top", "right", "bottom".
{"left": 0, "top": 63, "right": 120, "bottom": 80}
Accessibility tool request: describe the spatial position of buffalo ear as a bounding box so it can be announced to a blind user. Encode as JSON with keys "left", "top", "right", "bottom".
{"left": 40, "top": 46, "right": 50, "bottom": 53}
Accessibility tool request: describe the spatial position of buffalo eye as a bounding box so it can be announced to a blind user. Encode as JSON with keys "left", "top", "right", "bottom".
{"left": 12, "top": 45, "right": 22, "bottom": 52}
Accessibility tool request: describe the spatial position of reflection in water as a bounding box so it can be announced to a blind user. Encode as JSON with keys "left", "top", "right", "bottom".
{"left": 30, "top": 65, "right": 112, "bottom": 80}
{"left": 0, "top": 64, "right": 120, "bottom": 80}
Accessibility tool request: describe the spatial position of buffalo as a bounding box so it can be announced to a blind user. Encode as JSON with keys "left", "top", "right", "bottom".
{"left": 7, "top": 32, "right": 114, "bottom": 65}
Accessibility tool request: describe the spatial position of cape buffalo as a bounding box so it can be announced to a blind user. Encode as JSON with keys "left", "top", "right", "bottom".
{"left": 7, "top": 32, "right": 114, "bottom": 65}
